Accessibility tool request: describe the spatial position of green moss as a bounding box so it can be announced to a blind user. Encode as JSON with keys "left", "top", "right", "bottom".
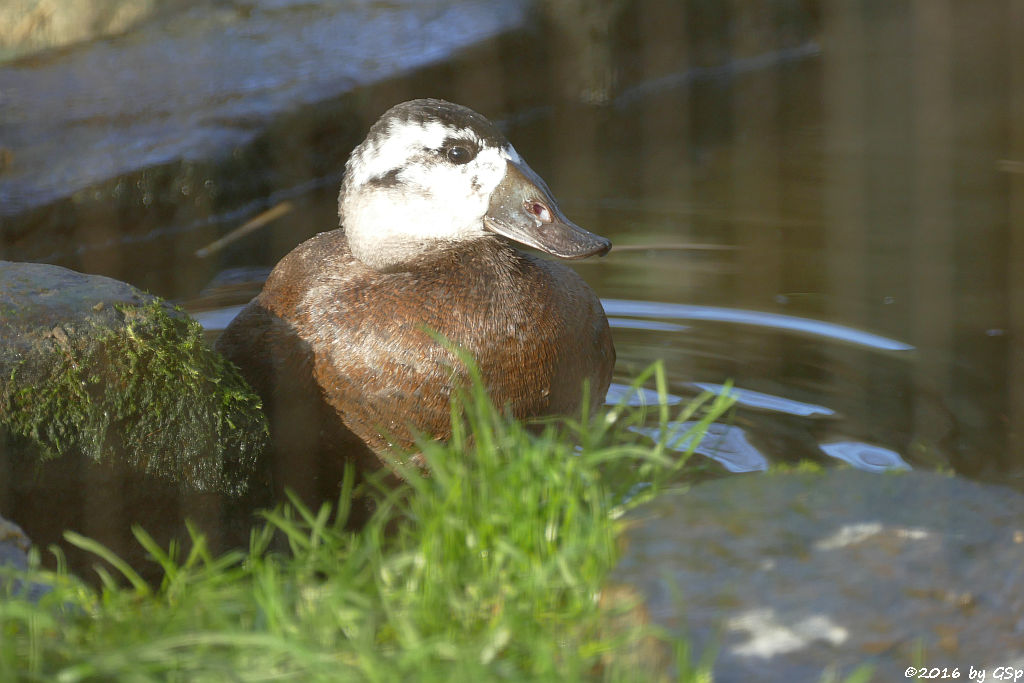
{"left": 2, "top": 299, "right": 267, "bottom": 496}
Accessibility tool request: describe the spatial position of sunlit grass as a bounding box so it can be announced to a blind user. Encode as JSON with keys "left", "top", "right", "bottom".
{"left": 0, "top": 361, "right": 733, "bottom": 681}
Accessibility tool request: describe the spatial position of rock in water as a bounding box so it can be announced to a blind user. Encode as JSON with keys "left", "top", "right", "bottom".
{"left": 0, "top": 261, "right": 267, "bottom": 493}
{"left": 611, "top": 469, "right": 1024, "bottom": 681}
{"left": 0, "top": 261, "right": 269, "bottom": 578}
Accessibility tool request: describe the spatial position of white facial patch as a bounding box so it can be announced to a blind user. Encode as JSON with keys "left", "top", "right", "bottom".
{"left": 341, "top": 121, "right": 517, "bottom": 270}
{"left": 346, "top": 120, "right": 451, "bottom": 188}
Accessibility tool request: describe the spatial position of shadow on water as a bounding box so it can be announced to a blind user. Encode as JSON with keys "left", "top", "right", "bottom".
{"left": 3, "top": 0, "right": 1024, "bottom": 565}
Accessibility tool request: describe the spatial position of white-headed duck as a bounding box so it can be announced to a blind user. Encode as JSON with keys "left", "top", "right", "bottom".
{"left": 216, "top": 99, "right": 615, "bottom": 498}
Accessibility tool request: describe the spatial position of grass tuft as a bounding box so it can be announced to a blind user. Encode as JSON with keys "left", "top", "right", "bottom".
{"left": 0, "top": 361, "right": 733, "bottom": 681}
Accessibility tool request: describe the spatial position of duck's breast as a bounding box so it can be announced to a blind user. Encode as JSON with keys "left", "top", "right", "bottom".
{"left": 230, "top": 230, "right": 613, "bottom": 457}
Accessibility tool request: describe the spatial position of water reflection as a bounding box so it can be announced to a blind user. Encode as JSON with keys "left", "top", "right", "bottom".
{"left": 688, "top": 382, "right": 836, "bottom": 418}
{"left": 819, "top": 441, "right": 911, "bottom": 473}
{"left": 604, "top": 299, "right": 915, "bottom": 352}
{"left": 605, "top": 317, "right": 690, "bottom": 333}
{"left": 193, "top": 305, "right": 246, "bottom": 332}
{"left": 632, "top": 422, "right": 770, "bottom": 473}
{"left": 603, "top": 383, "right": 683, "bottom": 407}
{"left": 5, "top": 0, "right": 1022, "bottom": 493}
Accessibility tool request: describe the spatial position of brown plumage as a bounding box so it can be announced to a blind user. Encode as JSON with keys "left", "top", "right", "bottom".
{"left": 216, "top": 99, "right": 614, "bottom": 503}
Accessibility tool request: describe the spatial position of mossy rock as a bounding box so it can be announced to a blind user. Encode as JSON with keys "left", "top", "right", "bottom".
{"left": 0, "top": 261, "right": 268, "bottom": 496}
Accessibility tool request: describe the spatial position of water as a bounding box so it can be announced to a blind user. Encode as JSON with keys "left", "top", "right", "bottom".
{"left": 8, "top": 1, "right": 1024, "bottom": 491}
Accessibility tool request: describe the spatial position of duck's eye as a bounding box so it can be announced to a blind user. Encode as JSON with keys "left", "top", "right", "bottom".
{"left": 446, "top": 144, "right": 476, "bottom": 165}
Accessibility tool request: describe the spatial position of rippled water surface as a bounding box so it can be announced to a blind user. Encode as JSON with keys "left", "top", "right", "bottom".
{"left": 10, "top": 1, "right": 1024, "bottom": 492}
{"left": 200, "top": 38, "right": 1021, "bottom": 492}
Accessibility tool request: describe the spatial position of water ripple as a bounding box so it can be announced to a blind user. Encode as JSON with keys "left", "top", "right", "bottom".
{"left": 819, "top": 441, "right": 911, "bottom": 472}
{"left": 605, "top": 383, "right": 683, "bottom": 407}
{"left": 632, "top": 422, "right": 769, "bottom": 473}
{"left": 601, "top": 299, "right": 914, "bottom": 352}
{"left": 689, "top": 383, "right": 836, "bottom": 418}
{"left": 192, "top": 304, "right": 245, "bottom": 332}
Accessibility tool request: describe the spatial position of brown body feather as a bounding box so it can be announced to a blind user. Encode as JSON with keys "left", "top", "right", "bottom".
{"left": 216, "top": 228, "right": 614, "bottom": 500}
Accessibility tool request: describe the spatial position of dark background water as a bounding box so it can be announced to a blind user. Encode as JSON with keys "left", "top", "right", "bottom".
{"left": 2, "top": 0, "right": 1022, "bottom": 490}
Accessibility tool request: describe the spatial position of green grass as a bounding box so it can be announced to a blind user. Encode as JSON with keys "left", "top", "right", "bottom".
{"left": 0, "top": 361, "right": 733, "bottom": 682}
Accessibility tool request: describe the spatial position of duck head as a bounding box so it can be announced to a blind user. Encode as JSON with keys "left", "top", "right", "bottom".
{"left": 339, "top": 98, "right": 611, "bottom": 271}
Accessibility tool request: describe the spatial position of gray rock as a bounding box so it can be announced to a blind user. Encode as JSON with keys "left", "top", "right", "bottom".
{"left": 0, "top": 260, "right": 270, "bottom": 580}
{"left": 0, "top": 0, "right": 530, "bottom": 220}
{"left": 0, "top": 0, "right": 170, "bottom": 63}
{"left": 611, "top": 469, "right": 1024, "bottom": 681}
{"left": 0, "top": 260, "right": 267, "bottom": 495}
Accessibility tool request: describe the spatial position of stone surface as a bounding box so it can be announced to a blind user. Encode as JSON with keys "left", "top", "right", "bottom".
{"left": 611, "top": 469, "right": 1024, "bottom": 681}
{"left": 0, "top": 260, "right": 267, "bottom": 494}
{"left": 0, "top": 0, "right": 530, "bottom": 219}
{"left": 0, "top": 0, "right": 175, "bottom": 63}
{"left": 0, "top": 260, "right": 271, "bottom": 579}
